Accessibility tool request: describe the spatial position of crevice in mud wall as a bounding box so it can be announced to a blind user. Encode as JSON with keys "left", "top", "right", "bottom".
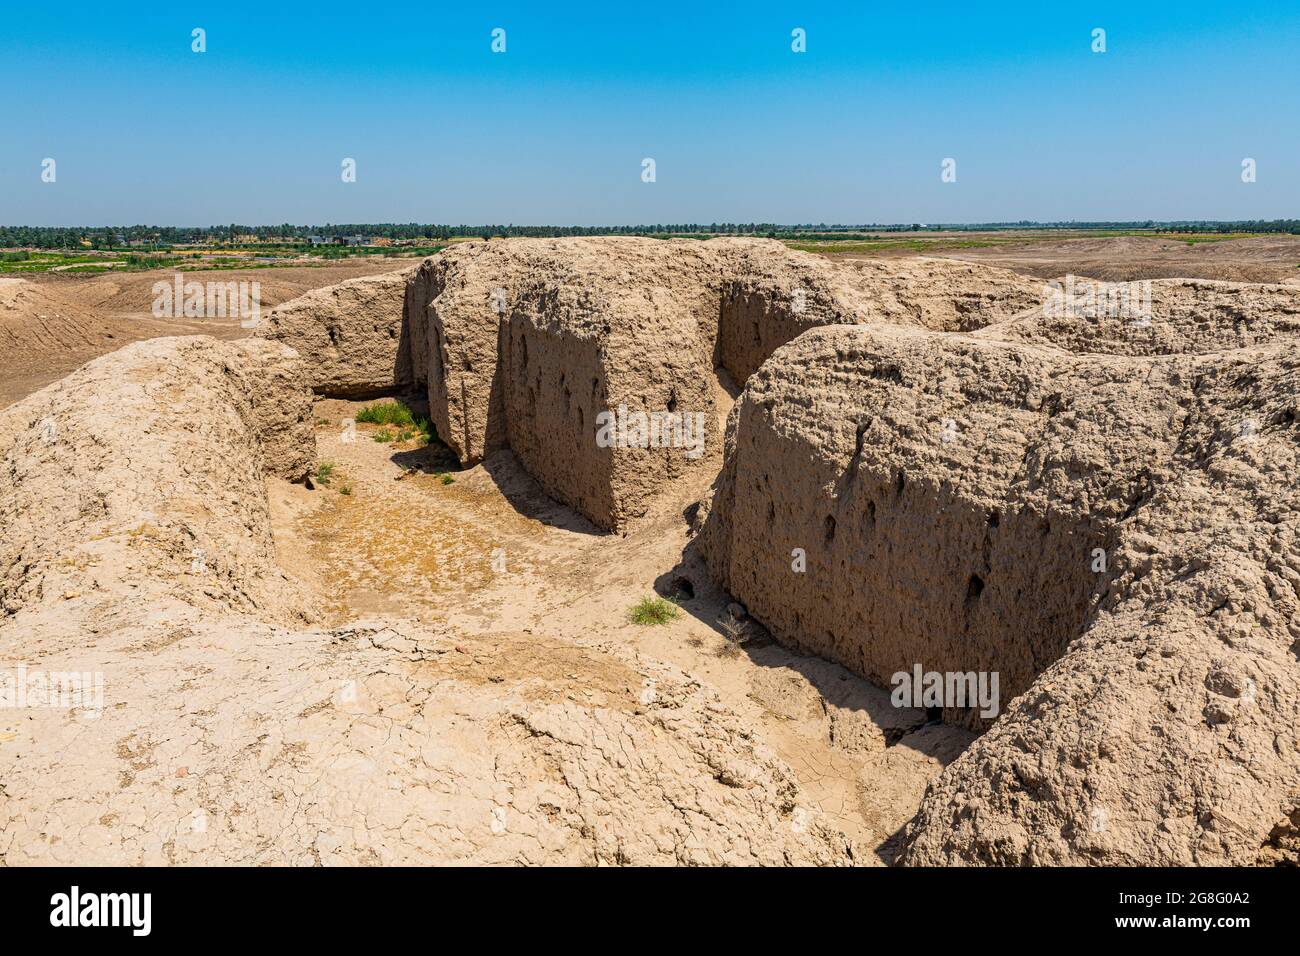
{"left": 716, "top": 282, "right": 842, "bottom": 385}
{"left": 395, "top": 286, "right": 420, "bottom": 394}
{"left": 424, "top": 319, "right": 450, "bottom": 443}
{"left": 404, "top": 261, "right": 438, "bottom": 394}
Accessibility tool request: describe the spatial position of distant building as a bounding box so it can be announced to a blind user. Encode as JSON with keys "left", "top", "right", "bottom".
{"left": 307, "top": 235, "right": 331, "bottom": 246}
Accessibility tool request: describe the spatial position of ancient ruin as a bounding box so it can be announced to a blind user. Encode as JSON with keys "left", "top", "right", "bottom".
{"left": 3, "top": 238, "right": 1298, "bottom": 865}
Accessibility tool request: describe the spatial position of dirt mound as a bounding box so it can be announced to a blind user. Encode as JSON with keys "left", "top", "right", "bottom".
{"left": 983, "top": 276, "right": 1300, "bottom": 355}
{"left": 0, "top": 261, "right": 417, "bottom": 410}
{"left": 38, "top": 261, "right": 411, "bottom": 318}
{"left": 0, "top": 610, "right": 852, "bottom": 865}
{"left": 698, "top": 313, "right": 1300, "bottom": 865}
{"left": 0, "top": 336, "right": 315, "bottom": 621}
{"left": 715, "top": 245, "right": 1042, "bottom": 382}
{"left": 910, "top": 234, "right": 1300, "bottom": 284}
{"left": 0, "top": 278, "right": 106, "bottom": 353}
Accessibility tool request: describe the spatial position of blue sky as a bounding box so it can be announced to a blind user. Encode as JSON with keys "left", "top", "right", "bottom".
{"left": 3, "top": 1, "right": 1298, "bottom": 225}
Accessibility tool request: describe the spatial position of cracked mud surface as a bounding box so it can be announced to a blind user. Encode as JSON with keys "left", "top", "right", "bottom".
{"left": 0, "top": 343, "right": 967, "bottom": 865}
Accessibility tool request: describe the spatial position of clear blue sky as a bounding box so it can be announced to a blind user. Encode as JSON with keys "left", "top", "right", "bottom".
{"left": 3, "top": 1, "right": 1298, "bottom": 226}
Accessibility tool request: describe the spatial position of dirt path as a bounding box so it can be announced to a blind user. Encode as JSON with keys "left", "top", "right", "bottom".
{"left": 268, "top": 398, "right": 975, "bottom": 863}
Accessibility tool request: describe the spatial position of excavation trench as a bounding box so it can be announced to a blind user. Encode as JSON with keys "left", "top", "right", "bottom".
{"left": 266, "top": 394, "right": 980, "bottom": 864}
{"left": 414, "top": 275, "right": 1089, "bottom": 731}
{"left": 273, "top": 295, "right": 1101, "bottom": 853}
{"left": 265, "top": 240, "right": 1115, "bottom": 857}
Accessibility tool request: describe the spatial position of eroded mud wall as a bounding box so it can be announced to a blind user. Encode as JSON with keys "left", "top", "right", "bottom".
{"left": 265, "top": 269, "right": 415, "bottom": 397}
{"left": 702, "top": 324, "right": 1183, "bottom": 727}
{"left": 702, "top": 314, "right": 1300, "bottom": 864}
{"left": 901, "top": 342, "right": 1300, "bottom": 865}
{"left": 502, "top": 311, "right": 617, "bottom": 525}
{"left": 416, "top": 238, "right": 725, "bottom": 530}
{"left": 407, "top": 238, "right": 1050, "bottom": 531}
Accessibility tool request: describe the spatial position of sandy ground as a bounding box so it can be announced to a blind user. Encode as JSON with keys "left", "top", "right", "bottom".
{"left": 263, "top": 397, "right": 974, "bottom": 863}
{"left": 832, "top": 234, "right": 1300, "bottom": 284}
{"left": 0, "top": 259, "right": 417, "bottom": 408}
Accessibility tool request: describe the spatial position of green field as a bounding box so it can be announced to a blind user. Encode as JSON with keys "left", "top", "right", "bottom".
{"left": 0, "top": 244, "right": 445, "bottom": 274}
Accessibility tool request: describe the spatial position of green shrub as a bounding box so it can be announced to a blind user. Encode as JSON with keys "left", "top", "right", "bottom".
{"left": 356, "top": 401, "right": 416, "bottom": 427}
{"left": 415, "top": 417, "right": 435, "bottom": 445}
{"left": 629, "top": 596, "right": 680, "bottom": 626}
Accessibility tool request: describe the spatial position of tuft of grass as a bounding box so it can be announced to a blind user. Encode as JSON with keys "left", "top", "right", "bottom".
{"left": 715, "top": 612, "right": 749, "bottom": 658}
{"left": 629, "top": 595, "right": 680, "bottom": 626}
{"left": 356, "top": 400, "right": 416, "bottom": 428}
{"left": 339, "top": 484, "right": 353, "bottom": 496}
{"left": 315, "top": 462, "right": 335, "bottom": 485}
{"left": 415, "top": 417, "right": 435, "bottom": 445}
{"left": 437, "top": 473, "right": 455, "bottom": 485}
{"left": 396, "top": 427, "right": 414, "bottom": 443}
{"left": 373, "top": 429, "right": 394, "bottom": 443}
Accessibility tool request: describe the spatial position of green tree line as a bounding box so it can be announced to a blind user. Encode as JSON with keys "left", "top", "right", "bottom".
{"left": 3, "top": 220, "right": 1299, "bottom": 249}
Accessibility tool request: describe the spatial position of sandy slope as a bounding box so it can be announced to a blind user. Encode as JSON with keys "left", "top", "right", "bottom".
{"left": 0, "top": 260, "right": 418, "bottom": 408}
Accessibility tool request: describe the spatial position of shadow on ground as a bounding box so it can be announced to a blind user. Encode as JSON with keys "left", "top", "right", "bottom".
{"left": 654, "top": 536, "right": 976, "bottom": 865}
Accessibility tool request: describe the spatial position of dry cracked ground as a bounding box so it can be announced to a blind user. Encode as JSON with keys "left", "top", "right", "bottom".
{"left": 1, "top": 236, "right": 1298, "bottom": 866}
